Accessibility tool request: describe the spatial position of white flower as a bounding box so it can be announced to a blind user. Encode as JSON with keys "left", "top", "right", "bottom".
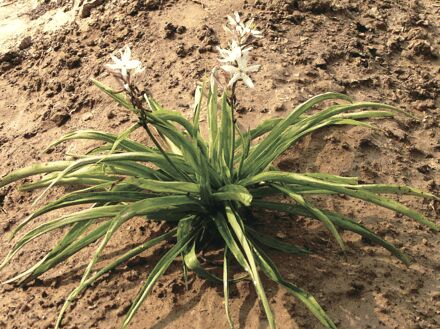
{"left": 105, "top": 45, "right": 144, "bottom": 81}
{"left": 217, "top": 12, "right": 263, "bottom": 88}
{"left": 221, "top": 53, "right": 260, "bottom": 88}
{"left": 217, "top": 41, "right": 252, "bottom": 63}
{"left": 239, "top": 18, "right": 263, "bottom": 39}
{"left": 227, "top": 11, "right": 241, "bottom": 28}
{"left": 225, "top": 12, "right": 263, "bottom": 42}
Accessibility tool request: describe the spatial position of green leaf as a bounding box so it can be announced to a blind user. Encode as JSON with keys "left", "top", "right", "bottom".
{"left": 224, "top": 206, "right": 276, "bottom": 329}
{"left": 251, "top": 242, "right": 337, "bottom": 329}
{"left": 32, "top": 152, "right": 192, "bottom": 204}
{"left": 242, "top": 172, "right": 438, "bottom": 231}
{"left": 183, "top": 240, "right": 222, "bottom": 283}
{"left": 244, "top": 103, "right": 403, "bottom": 177}
{"left": 19, "top": 191, "right": 150, "bottom": 233}
{"left": 48, "top": 129, "right": 151, "bottom": 153}
{"left": 273, "top": 184, "right": 346, "bottom": 251}
{"left": 208, "top": 73, "right": 219, "bottom": 159}
{"left": 223, "top": 247, "right": 235, "bottom": 329}
{"left": 107, "top": 123, "right": 141, "bottom": 155}
{"left": 214, "top": 185, "right": 253, "bottom": 206}
{"left": 0, "top": 161, "right": 72, "bottom": 188}
{"left": 91, "top": 79, "right": 137, "bottom": 113}
{"left": 2, "top": 205, "right": 124, "bottom": 271}
{"left": 124, "top": 177, "right": 200, "bottom": 194}
{"left": 192, "top": 84, "right": 203, "bottom": 135}
{"left": 235, "top": 126, "right": 251, "bottom": 180}
{"left": 246, "top": 226, "right": 311, "bottom": 255}
{"left": 252, "top": 201, "right": 411, "bottom": 265}
{"left": 243, "top": 93, "right": 352, "bottom": 176}
{"left": 5, "top": 220, "right": 111, "bottom": 285}
{"left": 219, "top": 93, "right": 234, "bottom": 178}
{"left": 121, "top": 229, "right": 195, "bottom": 329}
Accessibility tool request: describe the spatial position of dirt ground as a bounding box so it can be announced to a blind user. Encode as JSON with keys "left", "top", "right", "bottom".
{"left": 0, "top": 0, "right": 439, "bottom": 328}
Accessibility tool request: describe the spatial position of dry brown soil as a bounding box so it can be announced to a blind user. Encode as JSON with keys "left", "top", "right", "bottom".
{"left": 0, "top": 0, "right": 439, "bottom": 328}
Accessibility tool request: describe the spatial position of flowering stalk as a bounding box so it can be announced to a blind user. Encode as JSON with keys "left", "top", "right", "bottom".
{"left": 104, "top": 45, "right": 191, "bottom": 181}
{"left": 213, "top": 10, "right": 262, "bottom": 165}
{"left": 216, "top": 12, "right": 262, "bottom": 112}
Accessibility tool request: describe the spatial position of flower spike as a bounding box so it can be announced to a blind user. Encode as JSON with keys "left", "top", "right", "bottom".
{"left": 217, "top": 12, "right": 262, "bottom": 89}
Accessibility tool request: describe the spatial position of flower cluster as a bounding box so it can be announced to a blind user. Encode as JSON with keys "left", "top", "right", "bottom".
{"left": 224, "top": 11, "right": 263, "bottom": 44}
{"left": 104, "top": 45, "right": 144, "bottom": 91}
{"left": 217, "top": 12, "right": 262, "bottom": 89}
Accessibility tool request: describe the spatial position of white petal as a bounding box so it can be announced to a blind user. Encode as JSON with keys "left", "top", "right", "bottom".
{"left": 223, "top": 25, "right": 233, "bottom": 34}
{"left": 134, "top": 65, "right": 145, "bottom": 74}
{"left": 125, "top": 59, "right": 142, "bottom": 70}
{"left": 122, "top": 45, "right": 132, "bottom": 62}
{"left": 217, "top": 47, "right": 231, "bottom": 58}
{"left": 234, "top": 11, "right": 240, "bottom": 23}
{"left": 231, "top": 46, "right": 242, "bottom": 60}
{"left": 245, "top": 64, "right": 260, "bottom": 73}
{"left": 120, "top": 67, "right": 128, "bottom": 80}
{"left": 235, "top": 25, "right": 245, "bottom": 36}
{"left": 251, "top": 29, "right": 263, "bottom": 37}
{"left": 221, "top": 65, "right": 238, "bottom": 74}
{"left": 110, "top": 54, "right": 122, "bottom": 66}
{"left": 230, "top": 40, "right": 240, "bottom": 49}
{"left": 241, "top": 74, "right": 254, "bottom": 88}
{"left": 105, "top": 63, "right": 120, "bottom": 71}
{"left": 236, "top": 56, "right": 249, "bottom": 69}
{"left": 227, "top": 15, "right": 236, "bottom": 26}
{"left": 228, "top": 73, "right": 241, "bottom": 86}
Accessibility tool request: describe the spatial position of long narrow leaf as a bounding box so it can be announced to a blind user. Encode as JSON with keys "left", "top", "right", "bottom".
{"left": 223, "top": 247, "right": 235, "bottom": 329}
{"left": 121, "top": 229, "right": 195, "bottom": 328}
{"left": 242, "top": 172, "right": 438, "bottom": 231}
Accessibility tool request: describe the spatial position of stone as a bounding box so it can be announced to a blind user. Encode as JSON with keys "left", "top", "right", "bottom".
{"left": 19, "top": 36, "right": 32, "bottom": 50}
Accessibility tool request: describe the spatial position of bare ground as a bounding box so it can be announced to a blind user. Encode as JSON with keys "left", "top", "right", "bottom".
{"left": 0, "top": 0, "right": 439, "bottom": 328}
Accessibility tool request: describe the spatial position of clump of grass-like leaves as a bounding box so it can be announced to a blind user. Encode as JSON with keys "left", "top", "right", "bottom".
{"left": 1, "top": 12, "right": 438, "bottom": 329}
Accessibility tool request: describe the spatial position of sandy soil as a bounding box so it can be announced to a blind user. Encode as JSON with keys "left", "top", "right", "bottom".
{"left": 0, "top": 0, "right": 439, "bottom": 328}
